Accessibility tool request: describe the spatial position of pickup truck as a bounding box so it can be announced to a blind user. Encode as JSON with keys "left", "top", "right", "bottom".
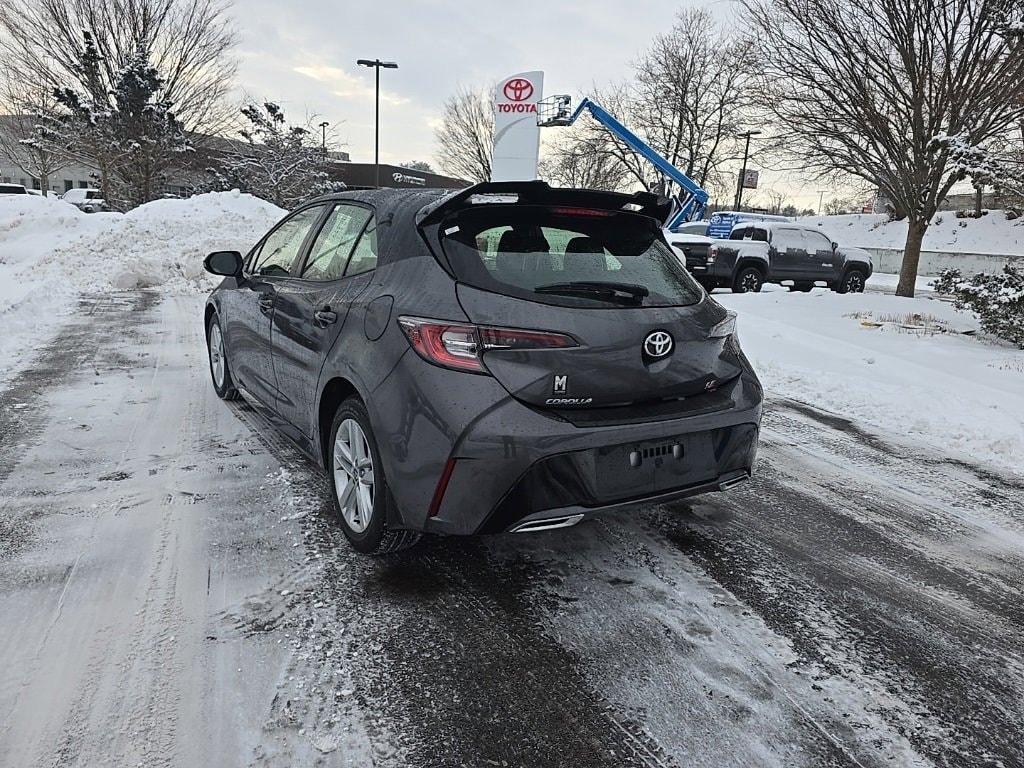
{"left": 666, "top": 221, "right": 873, "bottom": 293}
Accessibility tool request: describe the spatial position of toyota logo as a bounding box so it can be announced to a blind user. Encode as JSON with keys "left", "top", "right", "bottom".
{"left": 503, "top": 78, "right": 534, "bottom": 102}
{"left": 643, "top": 331, "right": 674, "bottom": 359}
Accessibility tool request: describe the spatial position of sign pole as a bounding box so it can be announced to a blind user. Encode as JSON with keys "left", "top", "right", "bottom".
{"left": 734, "top": 130, "right": 761, "bottom": 211}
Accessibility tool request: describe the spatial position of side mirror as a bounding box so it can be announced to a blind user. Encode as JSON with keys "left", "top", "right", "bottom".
{"left": 831, "top": 241, "right": 839, "bottom": 251}
{"left": 204, "top": 250, "right": 243, "bottom": 277}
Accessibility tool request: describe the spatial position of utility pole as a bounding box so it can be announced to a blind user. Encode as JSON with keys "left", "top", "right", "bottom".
{"left": 734, "top": 130, "right": 761, "bottom": 211}
{"left": 818, "top": 190, "right": 827, "bottom": 215}
{"left": 357, "top": 58, "right": 399, "bottom": 188}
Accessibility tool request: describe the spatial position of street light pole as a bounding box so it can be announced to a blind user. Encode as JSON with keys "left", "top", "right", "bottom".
{"left": 319, "top": 121, "right": 330, "bottom": 155}
{"left": 357, "top": 58, "right": 399, "bottom": 188}
{"left": 818, "top": 189, "right": 827, "bottom": 216}
{"left": 734, "top": 130, "right": 762, "bottom": 211}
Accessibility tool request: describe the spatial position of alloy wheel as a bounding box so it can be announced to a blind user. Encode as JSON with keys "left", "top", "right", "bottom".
{"left": 333, "top": 419, "right": 375, "bottom": 533}
{"left": 209, "top": 323, "right": 225, "bottom": 388}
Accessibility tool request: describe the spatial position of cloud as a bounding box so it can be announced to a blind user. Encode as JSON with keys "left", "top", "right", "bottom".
{"left": 294, "top": 64, "right": 409, "bottom": 106}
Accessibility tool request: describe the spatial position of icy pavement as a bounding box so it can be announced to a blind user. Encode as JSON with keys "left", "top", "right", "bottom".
{"left": 1, "top": 292, "right": 1023, "bottom": 767}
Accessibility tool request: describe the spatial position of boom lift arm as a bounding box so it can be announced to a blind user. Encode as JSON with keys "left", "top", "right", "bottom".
{"left": 538, "top": 96, "right": 709, "bottom": 229}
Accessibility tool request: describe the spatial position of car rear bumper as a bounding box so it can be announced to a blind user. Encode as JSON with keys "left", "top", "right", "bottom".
{"left": 370, "top": 351, "right": 763, "bottom": 536}
{"left": 504, "top": 468, "right": 751, "bottom": 533}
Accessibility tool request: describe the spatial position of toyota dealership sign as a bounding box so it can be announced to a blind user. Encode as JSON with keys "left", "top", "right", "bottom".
{"left": 492, "top": 71, "right": 543, "bottom": 181}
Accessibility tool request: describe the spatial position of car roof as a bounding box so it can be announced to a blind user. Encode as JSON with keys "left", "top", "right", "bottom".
{"left": 306, "top": 187, "right": 451, "bottom": 218}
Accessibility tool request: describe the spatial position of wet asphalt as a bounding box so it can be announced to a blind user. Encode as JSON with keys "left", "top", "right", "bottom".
{"left": 0, "top": 292, "right": 1021, "bottom": 768}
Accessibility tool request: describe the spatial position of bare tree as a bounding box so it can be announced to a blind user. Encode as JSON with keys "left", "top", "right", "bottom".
{"left": 434, "top": 85, "right": 493, "bottom": 183}
{"left": 634, "top": 9, "right": 755, "bottom": 190}
{"left": 570, "top": 83, "right": 653, "bottom": 190}
{"left": 569, "top": 12, "right": 753, "bottom": 197}
{"left": 743, "top": 0, "right": 1024, "bottom": 296}
{"left": 0, "top": 0, "right": 237, "bottom": 135}
{"left": 539, "top": 132, "right": 629, "bottom": 191}
{"left": 761, "top": 189, "right": 789, "bottom": 215}
{"left": 0, "top": 84, "right": 68, "bottom": 195}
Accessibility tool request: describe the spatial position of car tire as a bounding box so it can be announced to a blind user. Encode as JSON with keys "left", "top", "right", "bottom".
{"left": 328, "top": 397, "right": 421, "bottom": 555}
{"left": 207, "top": 313, "right": 241, "bottom": 401}
{"left": 789, "top": 282, "right": 814, "bottom": 292}
{"left": 836, "top": 269, "right": 867, "bottom": 294}
{"left": 732, "top": 266, "right": 764, "bottom": 293}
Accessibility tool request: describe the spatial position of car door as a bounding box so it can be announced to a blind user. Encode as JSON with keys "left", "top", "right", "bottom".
{"left": 220, "top": 205, "right": 326, "bottom": 408}
{"left": 769, "top": 227, "right": 807, "bottom": 279}
{"left": 801, "top": 229, "right": 840, "bottom": 282}
{"left": 271, "top": 203, "right": 379, "bottom": 435}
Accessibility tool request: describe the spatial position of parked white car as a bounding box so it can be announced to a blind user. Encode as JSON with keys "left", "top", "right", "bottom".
{"left": 61, "top": 188, "right": 107, "bottom": 213}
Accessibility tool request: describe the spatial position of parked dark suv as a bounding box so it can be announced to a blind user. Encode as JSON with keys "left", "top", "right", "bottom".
{"left": 204, "top": 182, "right": 763, "bottom": 554}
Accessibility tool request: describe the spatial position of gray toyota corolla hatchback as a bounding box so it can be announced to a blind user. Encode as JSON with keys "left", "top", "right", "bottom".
{"left": 204, "top": 181, "right": 762, "bottom": 554}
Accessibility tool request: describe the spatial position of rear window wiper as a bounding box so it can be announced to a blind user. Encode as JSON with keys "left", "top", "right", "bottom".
{"left": 533, "top": 281, "right": 649, "bottom": 305}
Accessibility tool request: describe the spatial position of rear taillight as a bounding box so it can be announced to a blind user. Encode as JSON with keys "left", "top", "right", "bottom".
{"left": 398, "top": 316, "right": 577, "bottom": 374}
{"left": 707, "top": 245, "right": 718, "bottom": 264}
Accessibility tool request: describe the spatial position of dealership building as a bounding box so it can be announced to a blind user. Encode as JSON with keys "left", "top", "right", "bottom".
{"left": 0, "top": 114, "right": 468, "bottom": 195}
{"left": 327, "top": 162, "right": 467, "bottom": 190}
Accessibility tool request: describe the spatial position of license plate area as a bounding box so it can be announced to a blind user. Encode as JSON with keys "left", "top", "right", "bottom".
{"left": 593, "top": 433, "right": 715, "bottom": 501}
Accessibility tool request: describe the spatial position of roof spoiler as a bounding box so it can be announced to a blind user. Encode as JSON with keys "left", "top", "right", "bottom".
{"left": 416, "top": 180, "right": 672, "bottom": 228}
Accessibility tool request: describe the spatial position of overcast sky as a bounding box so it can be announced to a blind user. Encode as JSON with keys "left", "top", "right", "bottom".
{"left": 232, "top": 0, "right": 837, "bottom": 208}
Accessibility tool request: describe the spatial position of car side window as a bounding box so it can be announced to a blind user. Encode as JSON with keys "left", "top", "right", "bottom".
{"left": 303, "top": 204, "right": 372, "bottom": 281}
{"left": 772, "top": 228, "right": 803, "bottom": 252}
{"left": 252, "top": 207, "right": 324, "bottom": 277}
{"left": 729, "top": 226, "right": 749, "bottom": 241}
{"left": 345, "top": 217, "right": 379, "bottom": 276}
{"left": 804, "top": 230, "right": 833, "bottom": 252}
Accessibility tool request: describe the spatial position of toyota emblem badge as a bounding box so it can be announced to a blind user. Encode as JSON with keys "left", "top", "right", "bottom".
{"left": 643, "top": 330, "right": 674, "bottom": 359}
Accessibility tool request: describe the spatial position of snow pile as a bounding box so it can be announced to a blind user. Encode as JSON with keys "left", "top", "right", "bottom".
{"left": 718, "top": 289, "right": 1024, "bottom": 474}
{"left": 0, "top": 191, "right": 284, "bottom": 381}
{"left": 798, "top": 212, "right": 1024, "bottom": 255}
{"left": 75, "top": 191, "right": 286, "bottom": 291}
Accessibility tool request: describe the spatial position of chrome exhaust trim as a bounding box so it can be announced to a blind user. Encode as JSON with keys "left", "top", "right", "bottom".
{"left": 718, "top": 474, "right": 750, "bottom": 491}
{"left": 510, "top": 513, "right": 585, "bottom": 534}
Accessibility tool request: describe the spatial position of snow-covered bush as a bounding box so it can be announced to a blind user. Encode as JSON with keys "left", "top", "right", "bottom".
{"left": 934, "top": 265, "right": 1024, "bottom": 348}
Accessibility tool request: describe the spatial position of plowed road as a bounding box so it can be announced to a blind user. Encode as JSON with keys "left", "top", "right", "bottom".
{"left": 1, "top": 292, "right": 1022, "bottom": 767}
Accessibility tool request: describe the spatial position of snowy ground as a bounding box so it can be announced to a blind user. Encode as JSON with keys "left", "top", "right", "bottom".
{"left": 1, "top": 291, "right": 1022, "bottom": 767}
{"left": 1, "top": 194, "right": 1023, "bottom": 766}
{"left": 716, "top": 287, "right": 1024, "bottom": 473}
{"left": 0, "top": 192, "right": 283, "bottom": 383}
{"left": 799, "top": 211, "right": 1024, "bottom": 255}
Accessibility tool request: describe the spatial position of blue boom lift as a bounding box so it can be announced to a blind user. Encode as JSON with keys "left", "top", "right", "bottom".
{"left": 537, "top": 95, "right": 709, "bottom": 230}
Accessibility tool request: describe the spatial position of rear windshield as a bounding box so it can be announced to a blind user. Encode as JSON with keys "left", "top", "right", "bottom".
{"left": 439, "top": 205, "right": 703, "bottom": 308}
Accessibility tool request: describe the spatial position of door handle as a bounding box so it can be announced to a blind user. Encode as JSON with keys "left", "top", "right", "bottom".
{"left": 314, "top": 308, "right": 338, "bottom": 326}
{"left": 258, "top": 296, "right": 274, "bottom": 310}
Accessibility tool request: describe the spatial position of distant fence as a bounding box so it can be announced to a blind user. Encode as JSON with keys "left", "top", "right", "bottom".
{"left": 864, "top": 247, "right": 1023, "bottom": 276}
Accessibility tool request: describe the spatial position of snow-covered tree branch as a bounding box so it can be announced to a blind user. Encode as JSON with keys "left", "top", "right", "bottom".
{"left": 205, "top": 102, "right": 341, "bottom": 209}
